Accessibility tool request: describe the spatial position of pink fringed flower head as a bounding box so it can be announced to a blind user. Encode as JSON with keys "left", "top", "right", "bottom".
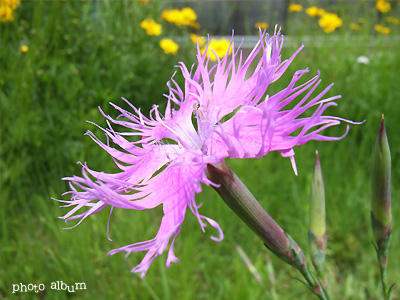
{"left": 56, "top": 28, "right": 355, "bottom": 278}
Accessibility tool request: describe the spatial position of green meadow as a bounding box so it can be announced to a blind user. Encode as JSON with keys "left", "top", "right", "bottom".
{"left": 1, "top": 1, "right": 399, "bottom": 299}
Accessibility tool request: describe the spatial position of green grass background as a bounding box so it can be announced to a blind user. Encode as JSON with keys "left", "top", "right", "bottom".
{"left": 1, "top": 1, "right": 399, "bottom": 299}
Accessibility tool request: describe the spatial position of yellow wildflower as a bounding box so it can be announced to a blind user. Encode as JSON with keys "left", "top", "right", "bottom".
{"left": 20, "top": 44, "right": 28, "bottom": 53}
{"left": 201, "top": 38, "right": 232, "bottom": 62}
{"left": 380, "top": 27, "right": 390, "bottom": 35}
{"left": 162, "top": 9, "right": 176, "bottom": 22}
{"left": 161, "top": 9, "right": 176, "bottom": 23}
{"left": 140, "top": 19, "right": 162, "bottom": 36}
{"left": 138, "top": 0, "right": 149, "bottom": 4}
{"left": 306, "top": 6, "right": 325, "bottom": 17}
{"left": 318, "top": 13, "right": 342, "bottom": 33}
{"left": 374, "top": 24, "right": 384, "bottom": 31}
{"left": 288, "top": 4, "right": 303, "bottom": 12}
{"left": 254, "top": 22, "right": 269, "bottom": 30}
{"left": 0, "top": 5, "right": 13, "bottom": 22}
{"left": 0, "top": 0, "right": 20, "bottom": 9}
{"left": 386, "top": 16, "right": 399, "bottom": 24}
{"left": 376, "top": 0, "right": 391, "bottom": 13}
{"left": 161, "top": 7, "right": 197, "bottom": 27}
{"left": 349, "top": 23, "right": 361, "bottom": 30}
{"left": 160, "top": 39, "right": 179, "bottom": 55}
{"left": 374, "top": 24, "right": 390, "bottom": 34}
{"left": 181, "top": 7, "right": 197, "bottom": 24}
{"left": 190, "top": 33, "right": 205, "bottom": 47}
{"left": 188, "top": 21, "right": 200, "bottom": 30}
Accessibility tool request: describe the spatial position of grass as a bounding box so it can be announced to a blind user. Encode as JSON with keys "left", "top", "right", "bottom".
{"left": 1, "top": 1, "right": 399, "bottom": 299}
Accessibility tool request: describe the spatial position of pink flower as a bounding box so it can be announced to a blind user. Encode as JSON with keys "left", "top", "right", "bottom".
{"left": 56, "top": 28, "right": 355, "bottom": 277}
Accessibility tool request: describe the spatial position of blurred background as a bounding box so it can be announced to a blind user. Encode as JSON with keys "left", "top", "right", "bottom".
{"left": 1, "top": 0, "right": 399, "bottom": 299}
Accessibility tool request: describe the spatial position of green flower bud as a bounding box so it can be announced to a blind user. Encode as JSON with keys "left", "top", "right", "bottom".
{"left": 206, "top": 161, "right": 305, "bottom": 268}
{"left": 309, "top": 151, "right": 327, "bottom": 239}
{"left": 308, "top": 151, "right": 327, "bottom": 285}
{"left": 206, "top": 161, "right": 328, "bottom": 299}
{"left": 371, "top": 115, "right": 392, "bottom": 245}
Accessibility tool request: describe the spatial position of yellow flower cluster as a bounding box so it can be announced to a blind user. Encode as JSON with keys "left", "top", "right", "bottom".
{"left": 306, "top": 6, "right": 325, "bottom": 17}
{"left": 386, "top": 16, "right": 399, "bottom": 24}
{"left": 288, "top": 3, "right": 303, "bottom": 12}
{"left": 160, "top": 39, "right": 179, "bottom": 55}
{"left": 161, "top": 7, "right": 199, "bottom": 28}
{"left": 201, "top": 38, "right": 232, "bottom": 62}
{"left": 318, "top": 13, "right": 343, "bottom": 33}
{"left": 376, "top": 0, "right": 391, "bottom": 13}
{"left": 139, "top": 7, "right": 205, "bottom": 55}
{"left": 374, "top": 24, "right": 391, "bottom": 35}
{"left": 140, "top": 19, "right": 162, "bottom": 36}
{"left": 299, "top": 4, "right": 344, "bottom": 34}
{"left": 0, "top": 0, "right": 20, "bottom": 22}
{"left": 189, "top": 34, "right": 205, "bottom": 47}
{"left": 254, "top": 22, "right": 269, "bottom": 30}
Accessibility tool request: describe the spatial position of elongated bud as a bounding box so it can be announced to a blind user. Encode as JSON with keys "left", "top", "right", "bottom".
{"left": 206, "top": 161, "right": 327, "bottom": 299}
{"left": 206, "top": 161, "right": 306, "bottom": 268}
{"left": 308, "top": 151, "right": 328, "bottom": 287}
{"left": 371, "top": 116, "right": 393, "bottom": 300}
{"left": 371, "top": 115, "right": 392, "bottom": 248}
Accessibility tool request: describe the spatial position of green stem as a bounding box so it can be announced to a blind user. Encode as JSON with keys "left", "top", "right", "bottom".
{"left": 319, "top": 276, "right": 330, "bottom": 300}
{"left": 298, "top": 266, "right": 329, "bottom": 300}
{"left": 377, "top": 251, "right": 390, "bottom": 300}
{"left": 373, "top": 227, "right": 392, "bottom": 300}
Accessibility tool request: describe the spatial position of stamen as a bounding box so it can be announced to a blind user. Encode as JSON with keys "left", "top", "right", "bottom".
{"left": 193, "top": 103, "right": 199, "bottom": 114}
{"left": 197, "top": 107, "right": 206, "bottom": 122}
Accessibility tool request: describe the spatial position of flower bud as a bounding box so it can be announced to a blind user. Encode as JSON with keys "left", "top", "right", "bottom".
{"left": 371, "top": 115, "right": 392, "bottom": 247}
{"left": 206, "top": 161, "right": 305, "bottom": 269}
{"left": 207, "top": 161, "right": 327, "bottom": 298}
{"left": 308, "top": 151, "right": 327, "bottom": 285}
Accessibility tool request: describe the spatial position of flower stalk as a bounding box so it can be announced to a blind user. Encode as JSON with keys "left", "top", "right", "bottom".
{"left": 206, "top": 161, "right": 328, "bottom": 300}
{"left": 308, "top": 151, "right": 329, "bottom": 297}
{"left": 371, "top": 115, "right": 393, "bottom": 300}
